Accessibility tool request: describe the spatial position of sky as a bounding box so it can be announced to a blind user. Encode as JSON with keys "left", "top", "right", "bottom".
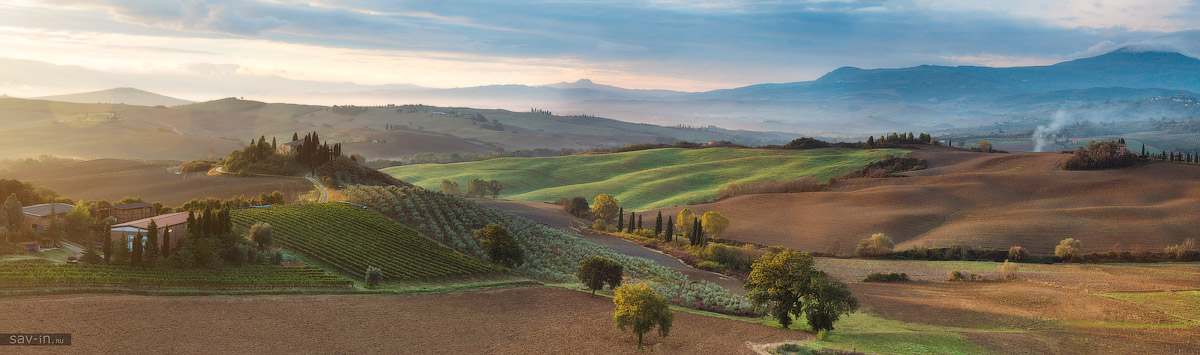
{"left": 1, "top": 0, "right": 1199, "bottom": 98}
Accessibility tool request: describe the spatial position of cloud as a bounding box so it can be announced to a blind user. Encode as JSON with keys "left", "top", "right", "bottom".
{"left": 48, "top": 0, "right": 288, "bottom": 36}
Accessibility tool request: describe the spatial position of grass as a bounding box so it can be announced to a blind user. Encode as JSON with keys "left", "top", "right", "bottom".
{"left": 383, "top": 147, "right": 908, "bottom": 210}
{"left": 1102, "top": 291, "right": 1200, "bottom": 322}
{"left": 0, "top": 247, "right": 78, "bottom": 264}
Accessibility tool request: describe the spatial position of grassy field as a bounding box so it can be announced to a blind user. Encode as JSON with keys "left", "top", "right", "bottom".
{"left": 231, "top": 203, "right": 502, "bottom": 281}
{"left": 384, "top": 147, "right": 907, "bottom": 210}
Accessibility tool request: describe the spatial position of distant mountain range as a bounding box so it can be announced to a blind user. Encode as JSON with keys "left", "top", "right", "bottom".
{"left": 12, "top": 47, "right": 1200, "bottom": 136}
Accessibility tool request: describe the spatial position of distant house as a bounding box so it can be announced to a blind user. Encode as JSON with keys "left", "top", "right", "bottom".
{"left": 22, "top": 203, "right": 74, "bottom": 234}
{"left": 278, "top": 140, "right": 303, "bottom": 155}
{"left": 110, "top": 212, "right": 190, "bottom": 251}
{"left": 19, "top": 241, "right": 40, "bottom": 252}
{"left": 102, "top": 202, "right": 155, "bottom": 224}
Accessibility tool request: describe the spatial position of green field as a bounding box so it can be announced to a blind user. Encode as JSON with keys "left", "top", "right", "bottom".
{"left": 0, "top": 263, "right": 351, "bottom": 288}
{"left": 383, "top": 147, "right": 907, "bottom": 210}
{"left": 231, "top": 203, "right": 501, "bottom": 281}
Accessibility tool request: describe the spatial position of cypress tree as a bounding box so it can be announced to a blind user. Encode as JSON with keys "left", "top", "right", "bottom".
{"left": 145, "top": 219, "right": 159, "bottom": 262}
{"left": 617, "top": 207, "right": 624, "bottom": 231}
{"left": 628, "top": 212, "right": 636, "bottom": 233}
{"left": 271, "top": 137, "right": 277, "bottom": 151}
{"left": 665, "top": 217, "right": 674, "bottom": 242}
{"left": 161, "top": 228, "right": 171, "bottom": 257}
{"left": 292, "top": 132, "right": 299, "bottom": 141}
{"left": 637, "top": 215, "right": 643, "bottom": 230}
{"left": 654, "top": 212, "right": 663, "bottom": 236}
{"left": 131, "top": 232, "right": 143, "bottom": 267}
{"left": 102, "top": 232, "right": 112, "bottom": 264}
{"left": 866, "top": 136, "right": 874, "bottom": 147}
{"left": 1142, "top": 144, "right": 1146, "bottom": 157}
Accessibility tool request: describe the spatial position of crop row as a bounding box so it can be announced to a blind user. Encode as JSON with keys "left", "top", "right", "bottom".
{"left": 231, "top": 203, "right": 500, "bottom": 281}
{"left": 0, "top": 264, "right": 351, "bottom": 288}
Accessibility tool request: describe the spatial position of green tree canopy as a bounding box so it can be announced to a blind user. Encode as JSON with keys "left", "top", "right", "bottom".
{"left": 577, "top": 255, "right": 623, "bottom": 296}
{"left": 474, "top": 225, "right": 523, "bottom": 268}
{"left": 613, "top": 283, "right": 674, "bottom": 348}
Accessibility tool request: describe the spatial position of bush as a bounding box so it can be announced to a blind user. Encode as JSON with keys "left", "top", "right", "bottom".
{"left": 947, "top": 270, "right": 965, "bottom": 281}
{"left": 998, "top": 260, "right": 1018, "bottom": 280}
{"left": 1061, "top": 141, "right": 1138, "bottom": 171}
{"left": 716, "top": 177, "right": 824, "bottom": 200}
{"left": 1055, "top": 238, "right": 1083, "bottom": 262}
{"left": 1164, "top": 238, "right": 1196, "bottom": 260}
{"left": 854, "top": 233, "right": 894, "bottom": 257}
{"left": 1008, "top": 246, "right": 1027, "bottom": 261}
{"left": 862, "top": 271, "right": 910, "bottom": 282}
{"left": 365, "top": 266, "right": 383, "bottom": 287}
{"left": 839, "top": 155, "right": 926, "bottom": 179}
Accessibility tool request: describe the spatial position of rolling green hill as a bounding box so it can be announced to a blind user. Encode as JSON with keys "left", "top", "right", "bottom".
{"left": 383, "top": 147, "right": 908, "bottom": 210}
{"left": 231, "top": 203, "right": 501, "bottom": 281}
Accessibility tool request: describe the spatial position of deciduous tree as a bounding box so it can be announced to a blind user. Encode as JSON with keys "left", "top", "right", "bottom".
{"left": 250, "top": 222, "right": 273, "bottom": 250}
{"left": 577, "top": 255, "right": 623, "bottom": 296}
{"left": 613, "top": 283, "right": 674, "bottom": 348}
{"left": 701, "top": 211, "right": 729, "bottom": 238}
{"left": 676, "top": 209, "right": 696, "bottom": 237}
{"left": 591, "top": 194, "right": 621, "bottom": 227}
{"left": 474, "top": 225, "right": 523, "bottom": 268}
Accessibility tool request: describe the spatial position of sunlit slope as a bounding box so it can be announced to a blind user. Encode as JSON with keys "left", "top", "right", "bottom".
{"left": 383, "top": 147, "right": 907, "bottom": 210}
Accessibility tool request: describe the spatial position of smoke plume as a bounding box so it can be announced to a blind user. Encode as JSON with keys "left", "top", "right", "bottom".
{"left": 1032, "top": 110, "right": 1070, "bottom": 152}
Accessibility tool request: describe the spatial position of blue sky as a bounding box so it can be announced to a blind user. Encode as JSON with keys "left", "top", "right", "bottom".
{"left": 1, "top": 0, "right": 1199, "bottom": 95}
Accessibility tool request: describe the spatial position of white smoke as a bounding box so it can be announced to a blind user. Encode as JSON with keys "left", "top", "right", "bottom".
{"left": 1032, "top": 110, "right": 1070, "bottom": 152}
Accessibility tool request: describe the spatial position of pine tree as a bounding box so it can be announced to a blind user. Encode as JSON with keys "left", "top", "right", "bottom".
{"left": 617, "top": 207, "right": 624, "bottom": 231}
{"left": 654, "top": 212, "right": 663, "bottom": 236}
{"left": 665, "top": 217, "right": 674, "bottom": 242}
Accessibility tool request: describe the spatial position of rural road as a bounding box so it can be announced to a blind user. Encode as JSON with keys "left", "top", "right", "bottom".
{"left": 476, "top": 199, "right": 747, "bottom": 295}
{"left": 154, "top": 121, "right": 183, "bottom": 135}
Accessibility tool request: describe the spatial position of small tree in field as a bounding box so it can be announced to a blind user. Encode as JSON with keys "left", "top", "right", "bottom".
{"left": 577, "top": 255, "right": 623, "bottom": 296}
{"left": 1008, "top": 246, "right": 1027, "bottom": 261}
{"left": 250, "top": 222, "right": 273, "bottom": 250}
{"left": 440, "top": 180, "right": 461, "bottom": 196}
{"left": 1055, "top": 238, "right": 1082, "bottom": 261}
{"left": 591, "top": 194, "right": 621, "bottom": 228}
{"left": 746, "top": 249, "right": 859, "bottom": 331}
{"left": 854, "top": 233, "right": 894, "bottom": 257}
{"left": 613, "top": 283, "right": 674, "bottom": 348}
{"left": 701, "top": 211, "right": 729, "bottom": 238}
{"left": 474, "top": 225, "right": 523, "bottom": 268}
{"left": 365, "top": 266, "right": 383, "bottom": 287}
{"left": 978, "top": 140, "right": 993, "bottom": 153}
{"left": 803, "top": 273, "right": 859, "bottom": 332}
{"left": 999, "top": 260, "right": 1018, "bottom": 279}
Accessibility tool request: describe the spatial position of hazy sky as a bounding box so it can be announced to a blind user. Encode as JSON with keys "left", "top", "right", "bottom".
{"left": 2, "top": 0, "right": 1200, "bottom": 95}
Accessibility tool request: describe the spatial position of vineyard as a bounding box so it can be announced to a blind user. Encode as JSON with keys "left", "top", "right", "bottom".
{"left": 342, "top": 185, "right": 759, "bottom": 315}
{"left": 231, "top": 203, "right": 501, "bottom": 281}
{"left": 0, "top": 263, "right": 351, "bottom": 288}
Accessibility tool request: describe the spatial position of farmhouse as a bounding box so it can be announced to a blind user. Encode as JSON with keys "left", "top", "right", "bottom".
{"left": 110, "top": 212, "right": 190, "bottom": 251}
{"left": 22, "top": 203, "right": 74, "bottom": 234}
{"left": 102, "top": 202, "right": 155, "bottom": 223}
{"left": 278, "top": 140, "right": 302, "bottom": 155}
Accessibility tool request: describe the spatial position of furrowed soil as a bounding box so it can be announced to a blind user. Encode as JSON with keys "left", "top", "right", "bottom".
{"left": 0, "top": 158, "right": 311, "bottom": 205}
{"left": 0, "top": 286, "right": 800, "bottom": 354}
{"left": 659, "top": 146, "right": 1200, "bottom": 254}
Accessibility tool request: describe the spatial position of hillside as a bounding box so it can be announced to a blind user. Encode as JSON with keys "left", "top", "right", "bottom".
{"left": 654, "top": 148, "right": 1200, "bottom": 255}
{"left": 0, "top": 158, "right": 311, "bottom": 205}
{"left": 36, "top": 87, "right": 194, "bottom": 106}
{"left": 383, "top": 147, "right": 907, "bottom": 210}
{"left": 231, "top": 203, "right": 501, "bottom": 280}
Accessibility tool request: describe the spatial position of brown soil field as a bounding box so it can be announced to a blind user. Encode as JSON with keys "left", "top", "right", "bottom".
{"left": 0, "top": 159, "right": 312, "bottom": 205}
{"left": 0, "top": 286, "right": 801, "bottom": 354}
{"left": 659, "top": 146, "right": 1200, "bottom": 254}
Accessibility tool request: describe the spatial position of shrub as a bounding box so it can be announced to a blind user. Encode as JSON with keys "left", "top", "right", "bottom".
{"left": 853, "top": 233, "right": 894, "bottom": 257}
{"left": 1055, "top": 238, "right": 1083, "bottom": 262}
{"left": 1164, "top": 238, "right": 1196, "bottom": 260}
{"left": 998, "top": 260, "right": 1018, "bottom": 280}
{"left": 839, "top": 156, "right": 927, "bottom": 179}
{"left": 977, "top": 140, "right": 993, "bottom": 153}
{"left": 1061, "top": 141, "right": 1138, "bottom": 171}
{"left": 947, "top": 270, "right": 965, "bottom": 281}
{"left": 862, "top": 272, "right": 910, "bottom": 282}
{"left": 365, "top": 266, "right": 382, "bottom": 287}
{"left": 1008, "top": 246, "right": 1027, "bottom": 261}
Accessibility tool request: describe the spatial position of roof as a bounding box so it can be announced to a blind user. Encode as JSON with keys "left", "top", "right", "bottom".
{"left": 22, "top": 203, "right": 75, "bottom": 217}
{"left": 282, "top": 140, "right": 303, "bottom": 146}
{"left": 112, "top": 212, "right": 190, "bottom": 230}
{"left": 113, "top": 202, "right": 153, "bottom": 210}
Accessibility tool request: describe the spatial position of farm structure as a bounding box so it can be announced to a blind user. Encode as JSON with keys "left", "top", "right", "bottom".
{"left": 21, "top": 203, "right": 74, "bottom": 234}
{"left": 110, "top": 212, "right": 189, "bottom": 251}
{"left": 277, "top": 140, "right": 302, "bottom": 155}
{"left": 102, "top": 202, "right": 155, "bottom": 223}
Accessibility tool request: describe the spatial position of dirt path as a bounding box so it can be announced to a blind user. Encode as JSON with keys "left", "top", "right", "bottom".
{"left": 305, "top": 173, "right": 328, "bottom": 203}
{"left": 0, "top": 286, "right": 800, "bottom": 354}
{"left": 477, "top": 199, "right": 746, "bottom": 294}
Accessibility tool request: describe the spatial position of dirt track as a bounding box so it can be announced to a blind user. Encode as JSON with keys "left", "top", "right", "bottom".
{"left": 658, "top": 146, "right": 1200, "bottom": 254}
{"left": 0, "top": 286, "right": 800, "bottom": 354}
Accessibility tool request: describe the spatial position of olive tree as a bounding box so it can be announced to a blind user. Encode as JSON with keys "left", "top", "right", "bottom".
{"left": 474, "top": 225, "right": 523, "bottom": 268}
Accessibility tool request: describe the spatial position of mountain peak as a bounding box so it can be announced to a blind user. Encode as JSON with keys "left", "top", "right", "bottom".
{"left": 35, "top": 87, "right": 194, "bottom": 106}
{"left": 574, "top": 78, "right": 595, "bottom": 85}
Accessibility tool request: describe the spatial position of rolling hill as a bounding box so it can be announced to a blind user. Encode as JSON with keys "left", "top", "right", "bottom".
{"left": 383, "top": 147, "right": 906, "bottom": 210}
{"left": 652, "top": 147, "right": 1200, "bottom": 255}
{"left": 36, "top": 87, "right": 194, "bottom": 106}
